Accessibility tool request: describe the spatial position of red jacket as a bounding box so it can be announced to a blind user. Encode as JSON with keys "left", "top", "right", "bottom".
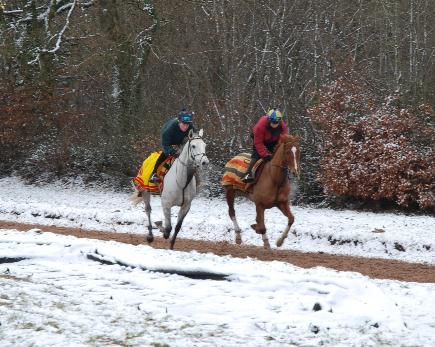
{"left": 253, "top": 115, "right": 288, "bottom": 157}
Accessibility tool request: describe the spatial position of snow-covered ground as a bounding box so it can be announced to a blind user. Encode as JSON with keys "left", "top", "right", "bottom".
{"left": 0, "top": 177, "right": 434, "bottom": 346}
{"left": 1, "top": 229, "right": 434, "bottom": 347}
{"left": 0, "top": 177, "right": 433, "bottom": 264}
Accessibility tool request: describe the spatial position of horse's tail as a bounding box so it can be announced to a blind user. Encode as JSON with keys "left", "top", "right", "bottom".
{"left": 129, "top": 190, "right": 143, "bottom": 205}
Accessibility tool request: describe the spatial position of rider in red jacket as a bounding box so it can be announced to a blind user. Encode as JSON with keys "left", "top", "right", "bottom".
{"left": 243, "top": 109, "right": 288, "bottom": 182}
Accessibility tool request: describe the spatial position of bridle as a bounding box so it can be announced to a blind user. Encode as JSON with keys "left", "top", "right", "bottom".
{"left": 177, "top": 136, "right": 206, "bottom": 169}
{"left": 174, "top": 136, "right": 207, "bottom": 203}
{"left": 269, "top": 141, "right": 300, "bottom": 185}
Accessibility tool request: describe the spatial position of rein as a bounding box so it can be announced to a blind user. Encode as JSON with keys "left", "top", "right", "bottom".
{"left": 268, "top": 142, "right": 292, "bottom": 202}
{"left": 177, "top": 136, "right": 205, "bottom": 168}
{"left": 269, "top": 143, "right": 289, "bottom": 184}
{"left": 174, "top": 136, "right": 205, "bottom": 204}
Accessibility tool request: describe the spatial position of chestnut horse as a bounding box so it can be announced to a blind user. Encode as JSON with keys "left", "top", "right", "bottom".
{"left": 221, "top": 134, "right": 300, "bottom": 249}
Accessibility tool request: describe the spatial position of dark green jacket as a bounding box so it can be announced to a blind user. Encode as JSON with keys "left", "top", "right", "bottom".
{"left": 161, "top": 118, "right": 195, "bottom": 155}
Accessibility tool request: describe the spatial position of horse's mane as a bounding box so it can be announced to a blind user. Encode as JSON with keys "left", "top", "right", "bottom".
{"left": 181, "top": 136, "right": 189, "bottom": 146}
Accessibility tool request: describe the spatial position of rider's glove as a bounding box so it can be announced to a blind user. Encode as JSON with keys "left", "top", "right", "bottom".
{"left": 263, "top": 155, "right": 272, "bottom": 162}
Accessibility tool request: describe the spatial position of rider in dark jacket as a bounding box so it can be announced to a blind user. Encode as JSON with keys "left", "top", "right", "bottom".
{"left": 149, "top": 109, "right": 195, "bottom": 183}
{"left": 243, "top": 108, "right": 288, "bottom": 182}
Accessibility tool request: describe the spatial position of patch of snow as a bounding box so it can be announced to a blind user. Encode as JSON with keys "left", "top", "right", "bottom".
{"left": 0, "top": 177, "right": 433, "bottom": 264}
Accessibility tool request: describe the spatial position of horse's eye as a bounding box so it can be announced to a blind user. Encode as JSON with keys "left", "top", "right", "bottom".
{"left": 192, "top": 145, "right": 196, "bottom": 149}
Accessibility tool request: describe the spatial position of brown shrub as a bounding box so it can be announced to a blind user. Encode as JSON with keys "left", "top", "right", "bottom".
{"left": 307, "top": 76, "right": 434, "bottom": 210}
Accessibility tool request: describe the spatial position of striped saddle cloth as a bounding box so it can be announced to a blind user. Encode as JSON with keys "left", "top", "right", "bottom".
{"left": 221, "top": 153, "right": 264, "bottom": 191}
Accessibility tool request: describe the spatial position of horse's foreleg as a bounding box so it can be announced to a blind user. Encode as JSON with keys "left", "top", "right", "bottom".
{"left": 170, "top": 202, "right": 191, "bottom": 250}
{"left": 162, "top": 205, "right": 172, "bottom": 239}
{"left": 143, "top": 191, "right": 154, "bottom": 243}
{"left": 225, "top": 187, "right": 242, "bottom": 245}
{"left": 251, "top": 204, "right": 270, "bottom": 249}
{"left": 276, "top": 202, "right": 295, "bottom": 247}
{"left": 261, "top": 234, "right": 271, "bottom": 249}
{"left": 156, "top": 204, "right": 172, "bottom": 239}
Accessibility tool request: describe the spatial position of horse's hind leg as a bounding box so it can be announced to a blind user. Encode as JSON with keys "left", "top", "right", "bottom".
{"left": 142, "top": 191, "right": 154, "bottom": 243}
{"left": 170, "top": 202, "right": 192, "bottom": 250}
{"left": 225, "top": 187, "right": 242, "bottom": 245}
{"left": 276, "top": 202, "right": 295, "bottom": 247}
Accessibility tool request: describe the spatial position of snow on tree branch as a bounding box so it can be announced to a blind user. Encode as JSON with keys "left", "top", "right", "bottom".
{"left": 45, "top": 0, "right": 76, "bottom": 54}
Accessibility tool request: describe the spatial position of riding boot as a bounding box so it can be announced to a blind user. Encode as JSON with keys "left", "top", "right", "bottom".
{"left": 242, "top": 158, "right": 257, "bottom": 182}
{"left": 149, "top": 152, "right": 167, "bottom": 183}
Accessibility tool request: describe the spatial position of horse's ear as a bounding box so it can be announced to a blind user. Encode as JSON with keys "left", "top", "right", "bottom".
{"left": 288, "top": 134, "right": 301, "bottom": 144}
{"left": 198, "top": 128, "right": 203, "bottom": 137}
{"left": 188, "top": 129, "right": 193, "bottom": 139}
{"left": 279, "top": 133, "right": 288, "bottom": 142}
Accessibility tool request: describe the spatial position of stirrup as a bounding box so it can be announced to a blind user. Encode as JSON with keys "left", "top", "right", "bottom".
{"left": 149, "top": 173, "right": 161, "bottom": 183}
{"left": 242, "top": 173, "right": 254, "bottom": 183}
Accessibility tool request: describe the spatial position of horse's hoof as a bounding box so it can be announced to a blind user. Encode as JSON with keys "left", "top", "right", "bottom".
{"left": 276, "top": 238, "right": 283, "bottom": 247}
{"left": 146, "top": 234, "right": 154, "bottom": 243}
{"left": 163, "top": 228, "right": 171, "bottom": 239}
{"left": 235, "top": 233, "right": 242, "bottom": 245}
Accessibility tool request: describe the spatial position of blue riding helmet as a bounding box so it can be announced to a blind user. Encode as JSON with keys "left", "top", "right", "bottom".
{"left": 178, "top": 109, "right": 193, "bottom": 124}
{"left": 267, "top": 109, "right": 282, "bottom": 123}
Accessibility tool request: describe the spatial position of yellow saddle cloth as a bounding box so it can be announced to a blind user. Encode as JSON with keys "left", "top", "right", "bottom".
{"left": 132, "top": 151, "right": 174, "bottom": 193}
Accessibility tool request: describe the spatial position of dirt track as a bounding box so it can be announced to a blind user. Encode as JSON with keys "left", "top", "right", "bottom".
{"left": 1, "top": 220, "right": 434, "bottom": 283}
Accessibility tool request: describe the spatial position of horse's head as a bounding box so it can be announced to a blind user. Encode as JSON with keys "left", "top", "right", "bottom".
{"left": 280, "top": 134, "right": 301, "bottom": 177}
{"left": 183, "top": 129, "right": 209, "bottom": 168}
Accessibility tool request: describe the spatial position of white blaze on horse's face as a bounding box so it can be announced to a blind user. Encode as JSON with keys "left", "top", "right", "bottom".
{"left": 285, "top": 142, "right": 300, "bottom": 176}
{"left": 291, "top": 146, "right": 298, "bottom": 173}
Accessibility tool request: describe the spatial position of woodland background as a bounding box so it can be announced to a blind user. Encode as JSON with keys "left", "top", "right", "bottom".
{"left": 0, "top": 0, "right": 433, "bottom": 210}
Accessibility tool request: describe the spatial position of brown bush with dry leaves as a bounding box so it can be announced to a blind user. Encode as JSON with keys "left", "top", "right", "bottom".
{"left": 307, "top": 76, "right": 434, "bottom": 210}
{"left": 0, "top": 85, "right": 83, "bottom": 177}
